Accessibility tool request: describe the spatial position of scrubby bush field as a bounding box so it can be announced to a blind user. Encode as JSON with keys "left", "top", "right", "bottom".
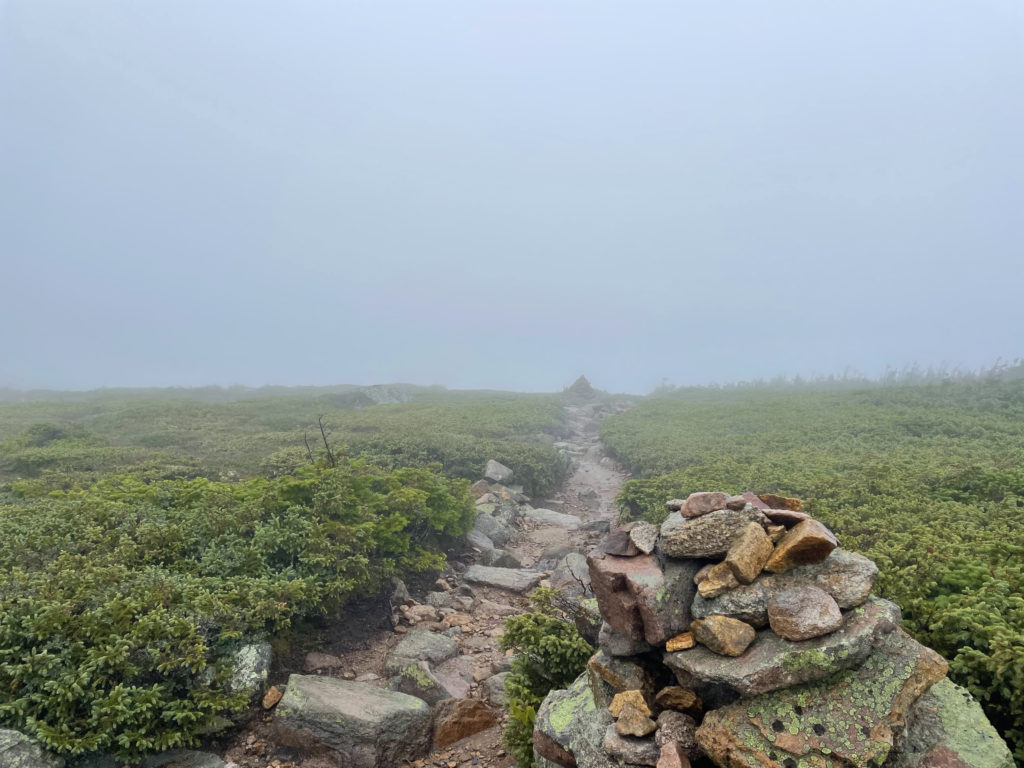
{"left": 601, "top": 380, "right": 1024, "bottom": 760}
{"left": 0, "top": 387, "right": 570, "bottom": 760}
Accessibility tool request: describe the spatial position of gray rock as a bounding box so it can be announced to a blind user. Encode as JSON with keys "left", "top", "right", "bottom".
{"left": 229, "top": 642, "right": 271, "bottom": 696}
{"left": 578, "top": 488, "right": 600, "bottom": 507}
{"left": 274, "top": 675, "right": 431, "bottom": 768}
{"left": 692, "top": 549, "right": 878, "bottom": 627}
{"left": 893, "top": 678, "right": 1014, "bottom": 768}
{"left": 598, "top": 621, "right": 652, "bottom": 656}
{"left": 464, "top": 565, "right": 543, "bottom": 592}
{"left": 767, "top": 585, "right": 843, "bottom": 641}
{"left": 601, "top": 726, "right": 660, "bottom": 766}
{"left": 391, "top": 578, "right": 411, "bottom": 605}
{"left": 473, "top": 513, "right": 512, "bottom": 547}
{"left": 484, "top": 460, "right": 514, "bottom": 484}
{"left": 483, "top": 672, "right": 510, "bottom": 707}
{"left": 425, "top": 591, "right": 453, "bottom": 609}
{"left": 579, "top": 518, "right": 611, "bottom": 533}
{"left": 466, "top": 528, "right": 495, "bottom": 552}
{"left": 549, "top": 552, "right": 590, "bottom": 595}
{"left": 659, "top": 507, "right": 766, "bottom": 558}
{"left": 629, "top": 522, "right": 659, "bottom": 554}
{"left": 432, "top": 655, "right": 474, "bottom": 700}
{"left": 0, "top": 730, "right": 64, "bottom": 768}
{"left": 654, "top": 710, "right": 699, "bottom": 759}
{"left": 525, "top": 508, "right": 583, "bottom": 528}
{"left": 480, "top": 548, "right": 522, "bottom": 568}
{"left": 385, "top": 631, "right": 458, "bottom": 674}
{"left": 143, "top": 752, "right": 233, "bottom": 768}
{"left": 390, "top": 661, "right": 452, "bottom": 705}
{"left": 666, "top": 597, "right": 902, "bottom": 697}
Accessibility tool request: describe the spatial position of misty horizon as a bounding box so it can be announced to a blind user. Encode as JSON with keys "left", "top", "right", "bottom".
{"left": 3, "top": 1, "right": 1022, "bottom": 393}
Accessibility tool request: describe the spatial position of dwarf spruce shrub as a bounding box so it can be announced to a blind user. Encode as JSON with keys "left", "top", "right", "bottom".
{"left": 499, "top": 588, "right": 594, "bottom": 768}
{"left": 0, "top": 460, "right": 472, "bottom": 759}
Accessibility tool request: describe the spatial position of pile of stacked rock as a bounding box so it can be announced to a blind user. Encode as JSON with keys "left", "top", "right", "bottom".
{"left": 533, "top": 491, "right": 1013, "bottom": 768}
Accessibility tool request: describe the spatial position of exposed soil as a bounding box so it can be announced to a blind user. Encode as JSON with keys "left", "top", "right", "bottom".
{"left": 218, "top": 401, "right": 631, "bottom": 768}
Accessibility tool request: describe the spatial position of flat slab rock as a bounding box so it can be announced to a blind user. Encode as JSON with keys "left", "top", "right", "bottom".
{"left": 892, "top": 678, "right": 1014, "bottom": 768}
{"left": 274, "top": 674, "right": 431, "bottom": 768}
{"left": 385, "top": 630, "right": 458, "bottom": 673}
{"left": 525, "top": 508, "right": 583, "bottom": 528}
{"left": 696, "top": 628, "right": 949, "bottom": 768}
{"left": 692, "top": 549, "right": 878, "bottom": 627}
{"left": 665, "top": 597, "right": 902, "bottom": 697}
{"left": 464, "top": 564, "right": 544, "bottom": 592}
{"left": 659, "top": 507, "right": 766, "bottom": 559}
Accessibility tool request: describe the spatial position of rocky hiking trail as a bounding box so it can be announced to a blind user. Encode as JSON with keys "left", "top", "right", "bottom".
{"left": 214, "top": 401, "right": 631, "bottom": 768}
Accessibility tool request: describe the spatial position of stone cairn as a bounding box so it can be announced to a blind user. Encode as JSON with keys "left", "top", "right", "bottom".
{"left": 533, "top": 491, "right": 1014, "bottom": 768}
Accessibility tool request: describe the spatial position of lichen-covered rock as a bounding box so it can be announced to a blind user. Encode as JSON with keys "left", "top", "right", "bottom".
{"left": 692, "top": 549, "right": 878, "bottom": 627}
{"left": 659, "top": 507, "right": 765, "bottom": 559}
{"left": 390, "top": 661, "right": 452, "bottom": 705}
{"left": 892, "top": 678, "right": 1014, "bottom": 768}
{"left": 385, "top": 631, "right": 458, "bottom": 674}
{"left": 0, "top": 730, "right": 64, "bottom": 768}
{"left": 724, "top": 522, "right": 774, "bottom": 584}
{"left": 665, "top": 597, "right": 901, "bottom": 697}
{"left": 274, "top": 675, "right": 432, "bottom": 768}
{"left": 689, "top": 615, "right": 756, "bottom": 657}
{"left": 695, "top": 629, "right": 949, "bottom": 768}
{"left": 483, "top": 672, "right": 509, "bottom": 707}
{"left": 764, "top": 519, "right": 838, "bottom": 573}
{"left": 534, "top": 673, "right": 618, "bottom": 768}
{"left": 230, "top": 642, "right": 271, "bottom": 696}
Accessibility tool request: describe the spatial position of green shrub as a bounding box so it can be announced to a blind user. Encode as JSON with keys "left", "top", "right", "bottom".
{"left": 601, "top": 381, "right": 1024, "bottom": 760}
{"left": 499, "top": 589, "right": 594, "bottom": 768}
{"left": 0, "top": 460, "right": 472, "bottom": 759}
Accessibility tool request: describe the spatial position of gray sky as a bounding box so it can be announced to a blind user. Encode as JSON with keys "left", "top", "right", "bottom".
{"left": 2, "top": 1, "right": 1022, "bottom": 394}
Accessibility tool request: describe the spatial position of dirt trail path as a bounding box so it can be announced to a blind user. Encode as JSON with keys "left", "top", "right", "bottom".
{"left": 223, "top": 402, "right": 631, "bottom": 768}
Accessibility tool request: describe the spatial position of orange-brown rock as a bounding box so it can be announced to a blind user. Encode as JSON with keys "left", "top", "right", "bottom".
{"left": 609, "top": 689, "right": 652, "bottom": 718}
{"left": 690, "top": 615, "right": 756, "bottom": 657}
{"left": 764, "top": 519, "right": 839, "bottom": 573}
{"left": 655, "top": 686, "right": 702, "bottom": 719}
{"left": 765, "top": 524, "right": 787, "bottom": 542}
{"left": 724, "top": 522, "right": 774, "bottom": 584}
{"left": 433, "top": 698, "right": 496, "bottom": 747}
{"left": 758, "top": 493, "right": 803, "bottom": 511}
{"left": 615, "top": 701, "right": 657, "bottom": 737}
{"left": 656, "top": 741, "right": 692, "bottom": 768}
{"left": 696, "top": 562, "right": 739, "bottom": 598}
{"left": 262, "top": 685, "right": 283, "bottom": 709}
{"left": 665, "top": 632, "right": 695, "bottom": 652}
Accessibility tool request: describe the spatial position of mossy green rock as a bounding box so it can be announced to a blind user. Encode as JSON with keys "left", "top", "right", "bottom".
{"left": 696, "top": 629, "right": 948, "bottom": 768}
{"left": 892, "top": 678, "right": 1014, "bottom": 768}
{"left": 274, "top": 674, "right": 431, "bottom": 768}
{"left": 533, "top": 673, "right": 619, "bottom": 768}
{"left": 665, "top": 598, "right": 901, "bottom": 697}
{"left": 389, "top": 661, "right": 452, "bottom": 705}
